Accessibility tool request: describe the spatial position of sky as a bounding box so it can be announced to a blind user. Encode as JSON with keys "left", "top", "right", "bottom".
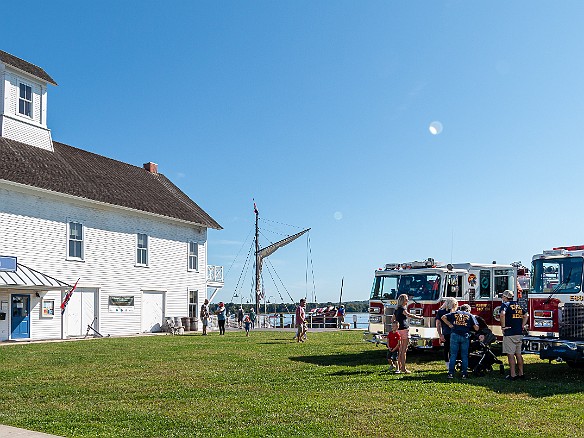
{"left": 4, "top": 1, "right": 584, "bottom": 305}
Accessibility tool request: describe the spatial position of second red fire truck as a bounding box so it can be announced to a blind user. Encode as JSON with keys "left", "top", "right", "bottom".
{"left": 523, "top": 246, "right": 584, "bottom": 368}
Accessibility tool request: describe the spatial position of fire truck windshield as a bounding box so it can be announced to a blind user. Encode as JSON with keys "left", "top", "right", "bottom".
{"left": 371, "top": 273, "right": 441, "bottom": 301}
{"left": 532, "top": 257, "right": 583, "bottom": 294}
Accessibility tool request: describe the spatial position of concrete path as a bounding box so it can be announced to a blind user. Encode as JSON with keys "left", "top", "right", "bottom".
{"left": 0, "top": 425, "right": 63, "bottom": 437}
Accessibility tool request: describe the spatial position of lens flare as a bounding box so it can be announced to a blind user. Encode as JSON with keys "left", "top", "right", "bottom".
{"left": 429, "top": 121, "right": 443, "bottom": 135}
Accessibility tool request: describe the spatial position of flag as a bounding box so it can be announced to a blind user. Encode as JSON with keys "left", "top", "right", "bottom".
{"left": 60, "top": 278, "right": 79, "bottom": 314}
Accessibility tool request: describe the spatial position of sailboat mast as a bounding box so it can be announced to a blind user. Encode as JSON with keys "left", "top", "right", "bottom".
{"left": 254, "top": 202, "right": 260, "bottom": 315}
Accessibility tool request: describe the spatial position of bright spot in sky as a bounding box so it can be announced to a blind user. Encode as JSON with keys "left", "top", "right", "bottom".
{"left": 334, "top": 211, "right": 343, "bottom": 221}
{"left": 429, "top": 121, "right": 443, "bottom": 135}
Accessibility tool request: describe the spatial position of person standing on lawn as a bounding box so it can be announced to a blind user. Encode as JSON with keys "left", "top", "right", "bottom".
{"left": 200, "top": 299, "right": 210, "bottom": 336}
{"left": 500, "top": 289, "right": 529, "bottom": 380}
{"left": 295, "top": 298, "right": 307, "bottom": 342}
{"left": 393, "top": 294, "right": 423, "bottom": 373}
{"left": 436, "top": 297, "right": 457, "bottom": 369}
{"left": 216, "top": 302, "right": 226, "bottom": 335}
{"left": 386, "top": 321, "right": 401, "bottom": 372}
{"left": 441, "top": 299, "right": 479, "bottom": 379}
{"left": 244, "top": 315, "right": 252, "bottom": 336}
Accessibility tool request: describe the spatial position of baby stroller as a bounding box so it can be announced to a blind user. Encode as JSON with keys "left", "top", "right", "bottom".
{"left": 466, "top": 330, "right": 505, "bottom": 377}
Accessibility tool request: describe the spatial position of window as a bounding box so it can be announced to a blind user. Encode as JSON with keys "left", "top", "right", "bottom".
{"left": 188, "top": 290, "right": 198, "bottom": 318}
{"left": 532, "top": 258, "right": 583, "bottom": 294}
{"left": 188, "top": 241, "right": 198, "bottom": 271}
{"left": 19, "top": 83, "right": 32, "bottom": 117}
{"left": 137, "top": 234, "right": 148, "bottom": 266}
{"left": 446, "top": 274, "right": 463, "bottom": 298}
{"left": 68, "top": 221, "right": 84, "bottom": 260}
{"left": 479, "top": 270, "right": 491, "bottom": 298}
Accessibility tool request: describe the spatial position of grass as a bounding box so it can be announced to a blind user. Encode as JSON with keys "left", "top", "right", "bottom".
{"left": 0, "top": 330, "right": 583, "bottom": 437}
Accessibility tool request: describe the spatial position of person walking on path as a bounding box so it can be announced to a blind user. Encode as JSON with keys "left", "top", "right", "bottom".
{"left": 500, "top": 289, "right": 529, "bottom": 380}
{"left": 436, "top": 297, "right": 457, "bottom": 370}
{"left": 216, "top": 302, "right": 226, "bottom": 335}
{"left": 237, "top": 306, "right": 244, "bottom": 329}
{"left": 249, "top": 308, "right": 256, "bottom": 329}
{"left": 200, "top": 299, "right": 210, "bottom": 336}
{"left": 393, "top": 294, "right": 423, "bottom": 373}
{"left": 441, "top": 299, "right": 479, "bottom": 379}
{"left": 295, "top": 298, "right": 307, "bottom": 342}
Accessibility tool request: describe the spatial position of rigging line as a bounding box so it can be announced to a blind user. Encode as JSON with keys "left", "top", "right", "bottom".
{"left": 260, "top": 217, "right": 303, "bottom": 229}
{"left": 265, "top": 257, "right": 295, "bottom": 303}
{"left": 224, "top": 226, "right": 254, "bottom": 277}
{"left": 233, "top": 242, "right": 254, "bottom": 296}
{"left": 307, "top": 233, "right": 316, "bottom": 304}
{"left": 263, "top": 263, "right": 284, "bottom": 305}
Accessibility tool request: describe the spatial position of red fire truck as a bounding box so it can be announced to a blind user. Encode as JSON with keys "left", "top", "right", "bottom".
{"left": 522, "top": 246, "right": 584, "bottom": 367}
{"left": 364, "top": 258, "right": 518, "bottom": 348}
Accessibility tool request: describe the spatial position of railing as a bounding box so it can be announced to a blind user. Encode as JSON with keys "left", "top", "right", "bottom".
{"left": 207, "top": 265, "right": 224, "bottom": 284}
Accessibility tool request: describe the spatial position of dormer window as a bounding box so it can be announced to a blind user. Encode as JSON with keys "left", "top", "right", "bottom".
{"left": 19, "top": 83, "right": 32, "bottom": 117}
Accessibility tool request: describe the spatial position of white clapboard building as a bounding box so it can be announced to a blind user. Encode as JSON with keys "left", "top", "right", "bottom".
{"left": 0, "top": 49, "right": 223, "bottom": 341}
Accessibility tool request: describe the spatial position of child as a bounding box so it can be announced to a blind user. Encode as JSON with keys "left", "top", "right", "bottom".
{"left": 386, "top": 321, "right": 401, "bottom": 372}
{"left": 244, "top": 315, "right": 252, "bottom": 336}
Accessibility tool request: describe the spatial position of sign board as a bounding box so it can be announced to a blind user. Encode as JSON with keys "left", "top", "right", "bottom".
{"left": 0, "top": 256, "right": 17, "bottom": 272}
{"left": 108, "top": 295, "right": 135, "bottom": 313}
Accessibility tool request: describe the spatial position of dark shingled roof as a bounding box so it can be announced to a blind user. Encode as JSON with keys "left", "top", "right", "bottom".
{"left": 0, "top": 49, "right": 57, "bottom": 86}
{"left": 0, "top": 137, "right": 222, "bottom": 229}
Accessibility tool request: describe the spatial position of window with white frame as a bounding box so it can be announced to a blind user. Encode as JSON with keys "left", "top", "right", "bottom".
{"left": 188, "top": 289, "right": 198, "bottom": 318}
{"left": 188, "top": 241, "right": 198, "bottom": 271}
{"left": 68, "top": 221, "right": 84, "bottom": 260}
{"left": 137, "top": 233, "right": 148, "bottom": 266}
{"left": 19, "top": 83, "right": 32, "bottom": 117}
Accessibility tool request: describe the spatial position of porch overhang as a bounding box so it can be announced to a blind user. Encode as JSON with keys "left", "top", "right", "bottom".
{"left": 0, "top": 263, "right": 70, "bottom": 291}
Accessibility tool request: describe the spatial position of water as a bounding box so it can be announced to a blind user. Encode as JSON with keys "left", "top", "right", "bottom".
{"left": 259, "top": 312, "right": 369, "bottom": 328}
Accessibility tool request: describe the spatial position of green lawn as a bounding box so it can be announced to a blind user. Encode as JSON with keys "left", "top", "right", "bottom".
{"left": 0, "top": 330, "right": 583, "bottom": 437}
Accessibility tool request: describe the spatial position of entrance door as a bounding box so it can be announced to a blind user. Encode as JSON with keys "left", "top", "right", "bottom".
{"left": 66, "top": 288, "right": 98, "bottom": 337}
{"left": 142, "top": 291, "right": 164, "bottom": 332}
{"left": 11, "top": 294, "right": 30, "bottom": 339}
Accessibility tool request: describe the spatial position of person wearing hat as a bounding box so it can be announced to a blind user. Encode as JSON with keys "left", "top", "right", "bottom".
{"left": 500, "top": 290, "right": 529, "bottom": 380}
{"left": 216, "top": 302, "right": 227, "bottom": 335}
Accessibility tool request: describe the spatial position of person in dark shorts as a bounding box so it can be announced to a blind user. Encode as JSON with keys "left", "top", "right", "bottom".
{"left": 393, "top": 294, "right": 423, "bottom": 373}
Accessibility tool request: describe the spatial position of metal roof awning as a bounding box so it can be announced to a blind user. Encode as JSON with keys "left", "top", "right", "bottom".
{"left": 0, "top": 263, "right": 71, "bottom": 290}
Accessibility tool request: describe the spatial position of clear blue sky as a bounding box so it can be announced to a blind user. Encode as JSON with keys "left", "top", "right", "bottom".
{"left": 5, "top": 1, "right": 584, "bottom": 305}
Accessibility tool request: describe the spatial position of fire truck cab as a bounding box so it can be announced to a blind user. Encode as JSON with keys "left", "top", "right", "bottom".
{"left": 364, "top": 258, "right": 517, "bottom": 348}
{"left": 523, "top": 246, "right": 584, "bottom": 367}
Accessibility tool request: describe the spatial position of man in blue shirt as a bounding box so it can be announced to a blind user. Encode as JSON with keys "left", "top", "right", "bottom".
{"left": 500, "top": 290, "right": 529, "bottom": 380}
{"left": 441, "top": 300, "right": 479, "bottom": 379}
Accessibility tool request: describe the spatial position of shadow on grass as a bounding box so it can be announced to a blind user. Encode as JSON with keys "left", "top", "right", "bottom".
{"left": 289, "top": 349, "right": 391, "bottom": 367}
{"left": 393, "top": 361, "right": 584, "bottom": 398}
{"left": 290, "top": 347, "right": 444, "bottom": 368}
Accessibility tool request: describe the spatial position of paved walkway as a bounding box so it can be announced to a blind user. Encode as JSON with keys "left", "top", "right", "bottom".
{"left": 0, "top": 425, "right": 63, "bottom": 437}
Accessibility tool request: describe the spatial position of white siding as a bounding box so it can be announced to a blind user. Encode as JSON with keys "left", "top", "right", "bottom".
{"left": 0, "top": 185, "right": 208, "bottom": 339}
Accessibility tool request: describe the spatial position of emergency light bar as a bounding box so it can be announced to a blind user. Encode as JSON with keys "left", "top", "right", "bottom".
{"left": 543, "top": 249, "right": 567, "bottom": 256}
{"left": 384, "top": 258, "right": 436, "bottom": 270}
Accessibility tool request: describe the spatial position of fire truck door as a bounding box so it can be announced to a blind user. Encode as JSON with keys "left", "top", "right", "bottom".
{"left": 476, "top": 269, "right": 494, "bottom": 326}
